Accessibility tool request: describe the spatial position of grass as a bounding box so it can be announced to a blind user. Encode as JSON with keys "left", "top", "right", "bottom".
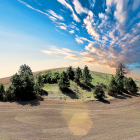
{"left": 41, "top": 68, "right": 140, "bottom": 101}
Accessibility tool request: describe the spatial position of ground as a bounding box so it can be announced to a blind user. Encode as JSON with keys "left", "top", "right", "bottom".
{"left": 0, "top": 96, "right": 140, "bottom": 140}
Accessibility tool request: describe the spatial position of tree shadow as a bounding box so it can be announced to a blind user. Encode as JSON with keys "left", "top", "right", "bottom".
{"left": 98, "top": 99, "right": 110, "bottom": 104}
{"left": 123, "top": 89, "right": 140, "bottom": 97}
{"left": 41, "top": 90, "right": 48, "bottom": 96}
{"left": 61, "top": 88, "right": 79, "bottom": 99}
{"left": 16, "top": 96, "right": 44, "bottom": 106}
{"left": 78, "top": 83, "right": 94, "bottom": 92}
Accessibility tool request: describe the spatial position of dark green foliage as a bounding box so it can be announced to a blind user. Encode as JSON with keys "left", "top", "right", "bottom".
{"left": 0, "top": 83, "right": 4, "bottom": 99}
{"left": 51, "top": 72, "right": 60, "bottom": 83}
{"left": 34, "top": 74, "right": 44, "bottom": 95}
{"left": 10, "top": 71, "right": 35, "bottom": 100}
{"left": 82, "top": 65, "right": 92, "bottom": 84}
{"left": 94, "top": 85, "right": 105, "bottom": 100}
{"left": 4, "top": 85, "right": 15, "bottom": 100}
{"left": 58, "top": 71, "right": 70, "bottom": 90}
{"left": 116, "top": 63, "right": 127, "bottom": 77}
{"left": 115, "top": 73, "right": 124, "bottom": 94}
{"left": 74, "top": 67, "right": 82, "bottom": 84}
{"left": 107, "top": 76, "right": 118, "bottom": 96}
{"left": 67, "top": 66, "right": 75, "bottom": 80}
{"left": 124, "top": 77, "right": 138, "bottom": 93}
{"left": 18, "top": 64, "right": 33, "bottom": 75}
{"left": 42, "top": 71, "right": 52, "bottom": 84}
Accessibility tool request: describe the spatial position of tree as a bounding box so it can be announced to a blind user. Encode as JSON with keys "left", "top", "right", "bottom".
{"left": 107, "top": 76, "right": 118, "bottom": 96}
{"left": 74, "top": 67, "right": 82, "bottom": 84}
{"left": 51, "top": 72, "right": 60, "bottom": 83}
{"left": 124, "top": 77, "right": 138, "bottom": 93}
{"left": 67, "top": 66, "right": 75, "bottom": 80}
{"left": 94, "top": 85, "right": 105, "bottom": 100}
{"left": 115, "top": 73, "right": 124, "bottom": 94}
{"left": 116, "top": 63, "right": 127, "bottom": 77}
{"left": 82, "top": 65, "right": 92, "bottom": 84}
{"left": 18, "top": 64, "right": 33, "bottom": 75}
{"left": 58, "top": 71, "right": 70, "bottom": 90}
{"left": 0, "top": 83, "right": 4, "bottom": 99}
{"left": 42, "top": 71, "right": 52, "bottom": 84}
{"left": 10, "top": 71, "right": 35, "bottom": 100}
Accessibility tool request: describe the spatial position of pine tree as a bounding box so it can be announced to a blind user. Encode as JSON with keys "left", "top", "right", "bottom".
{"left": 115, "top": 73, "right": 124, "bottom": 94}
{"left": 0, "top": 83, "right": 4, "bottom": 99}
{"left": 116, "top": 63, "right": 127, "bottom": 77}
{"left": 74, "top": 67, "right": 82, "bottom": 84}
{"left": 124, "top": 77, "right": 138, "bottom": 93}
{"left": 82, "top": 65, "right": 92, "bottom": 84}
{"left": 58, "top": 71, "right": 70, "bottom": 90}
{"left": 67, "top": 66, "right": 75, "bottom": 80}
{"left": 18, "top": 64, "right": 33, "bottom": 75}
{"left": 107, "top": 76, "right": 118, "bottom": 96}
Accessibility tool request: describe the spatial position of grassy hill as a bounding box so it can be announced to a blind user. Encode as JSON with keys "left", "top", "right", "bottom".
{"left": 41, "top": 68, "right": 140, "bottom": 101}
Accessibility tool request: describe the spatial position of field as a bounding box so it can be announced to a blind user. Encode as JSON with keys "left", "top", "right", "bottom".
{"left": 1, "top": 96, "right": 140, "bottom": 139}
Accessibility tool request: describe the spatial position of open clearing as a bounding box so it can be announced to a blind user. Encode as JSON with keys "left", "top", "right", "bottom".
{"left": 1, "top": 96, "right": 140, "bottom": 140}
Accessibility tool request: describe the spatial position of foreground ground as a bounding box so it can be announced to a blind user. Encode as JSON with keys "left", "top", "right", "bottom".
{"left": 1, "top": 95, "right": 140, "bottom": 140}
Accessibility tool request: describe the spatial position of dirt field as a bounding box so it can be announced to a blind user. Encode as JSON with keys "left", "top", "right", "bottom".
{"left": 0, "top": 96, "right": 140, "bottom": 140}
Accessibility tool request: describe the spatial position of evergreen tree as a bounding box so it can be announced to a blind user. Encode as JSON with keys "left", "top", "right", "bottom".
{"left": 51, "top": 72, "right": 60, "bottom": 83}
{"left": 58, "top": 71, "right": 70, "bottom": 90}
{"left": 115, "top": 73, "right": 124, "bottom": 94}
{"left": 82, "top": 65, "right": 92, "bottom": 84}
{"left": 74, "top": 67, "right": 82, "bottom": 84}
{"left": 116, "top": 63, "right": 127, "bottom": 77}
{"left": 94, "top": 85, "right": 105, "bottom": 100}
{"left": 18, "top": 64, "right": 33, "bottom": 75}
{"left": 107, "top": 76, "right": 118, "bottom": 96}
{"left": 0, "top": 83, "right": 4, "bottom": 99}
{"left": 124, "top": 77, "right": 138, "bottom": 93}
{"left": 67, "top": 66, "right": 75, "bottom": 80}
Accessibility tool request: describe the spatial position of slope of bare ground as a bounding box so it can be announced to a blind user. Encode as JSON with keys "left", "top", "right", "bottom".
{"left": 0, "top": 96, "right": 140, "bottom": 140}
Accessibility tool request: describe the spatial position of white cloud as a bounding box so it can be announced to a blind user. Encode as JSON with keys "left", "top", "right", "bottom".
{"left": 73, "top": 0, "right": 88, "bottom": 14}
{"left": 47, "top": 10, "right": 64, "bottom": 20}
{"left": 75, "top": 38, "right": 84, "bottom": 44}
{"left": 99, "top": 13, "right": 105, "bottom": 18}
{"left": 69, "top": 30, "right": 75, "bottom": 34}
{"left": 83, "top": 11, "right": 99, "bottom": 38}
{"left": 59, "top": 26, "right": 67, "bottom": 30}
{"left": 75, "top": 35, "right": 93, "bottom": 44}
{"left": 57, "top": 0, "right": 80, "bottom": 22}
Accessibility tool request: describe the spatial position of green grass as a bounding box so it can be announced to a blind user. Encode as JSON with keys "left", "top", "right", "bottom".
{"left": 41, "top": 68, "right": 140, "bottom": 101}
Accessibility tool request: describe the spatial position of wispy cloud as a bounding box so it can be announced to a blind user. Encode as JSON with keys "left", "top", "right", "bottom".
{"left": 57, "top": 0, "right": 80, "bottom": 22}
{"left": 47, "top": 10, "right": 64, "bottom": 20}
{"left": 42, "top": 46, "right": 80, "bottom": 59}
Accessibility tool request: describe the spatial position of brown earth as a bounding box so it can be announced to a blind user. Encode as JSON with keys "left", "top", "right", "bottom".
{"left": 0, "top": 96, "right": 140, "bottom": 140}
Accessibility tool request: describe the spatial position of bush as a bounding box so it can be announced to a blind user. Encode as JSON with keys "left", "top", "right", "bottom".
{"left": 42, "top": 71, "right": 52, "bottom": 84}
{"left": 4, "top": 85, "right": 15, "bottom": 101}
{"left": 51, "top": 72, "right": 60, "bottom": 83}
{"left": 107, "top": 76, "right": 118, "bottom": 96}
{"left": 58, "top": 71, "right": 70, "bottom": 90}
{"left": 94, "top": 85, "right": 105, "bottom": 100}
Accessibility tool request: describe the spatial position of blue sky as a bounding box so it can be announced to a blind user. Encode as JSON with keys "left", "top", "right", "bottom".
{"left": 0, "top": 0, "right": 140, "bottom": 79}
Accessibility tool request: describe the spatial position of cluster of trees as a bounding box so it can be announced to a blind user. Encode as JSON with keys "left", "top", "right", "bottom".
{"left": 58, "top": 65, "right": 92, "bottom": 90}
{"left": 0, "top": 63, "right": 138, "bottom": 101}
{"left": 107, "top": 63, "right": 138, "bottom": 96}
{"left": 0, "top": 64, "right": 43, "bottom": 101}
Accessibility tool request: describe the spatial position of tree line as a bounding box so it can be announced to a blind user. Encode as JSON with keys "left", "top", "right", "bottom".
{"left": 0, "top": 63, "right": 138, "bottom": 101}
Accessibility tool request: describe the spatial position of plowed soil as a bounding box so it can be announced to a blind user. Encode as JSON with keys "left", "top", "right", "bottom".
{"left": 0, "top": 96, "right": 140, "bottom": 140}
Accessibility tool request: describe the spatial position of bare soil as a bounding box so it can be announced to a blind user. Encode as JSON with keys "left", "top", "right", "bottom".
{"left": 0, "top": 96, "right": 140, "bottom": 140}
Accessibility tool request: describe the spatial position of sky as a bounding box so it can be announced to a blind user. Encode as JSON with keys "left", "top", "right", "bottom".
{"left": 0, "top": 0, "right": 140, "bottom": 79}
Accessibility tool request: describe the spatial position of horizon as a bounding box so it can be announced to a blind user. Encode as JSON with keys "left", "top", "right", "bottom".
{"left": 0, "top": 0, "right": 140, "bottom": 79}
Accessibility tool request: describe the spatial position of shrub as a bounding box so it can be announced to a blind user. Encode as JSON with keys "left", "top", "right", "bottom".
{"left": 94, "top": 85, "right": 105, "bottom": 100}
{"left": 58, "top": 71, "right": 70, "bottom": 90}
{"left": 4, "top": 85, "right": 15, "bottom": 101}
{"left": 51, "top": 72, "right": 60, "bottom": 83}
{"left": 42, "top": 71, "right": 52, "bottom": 84}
